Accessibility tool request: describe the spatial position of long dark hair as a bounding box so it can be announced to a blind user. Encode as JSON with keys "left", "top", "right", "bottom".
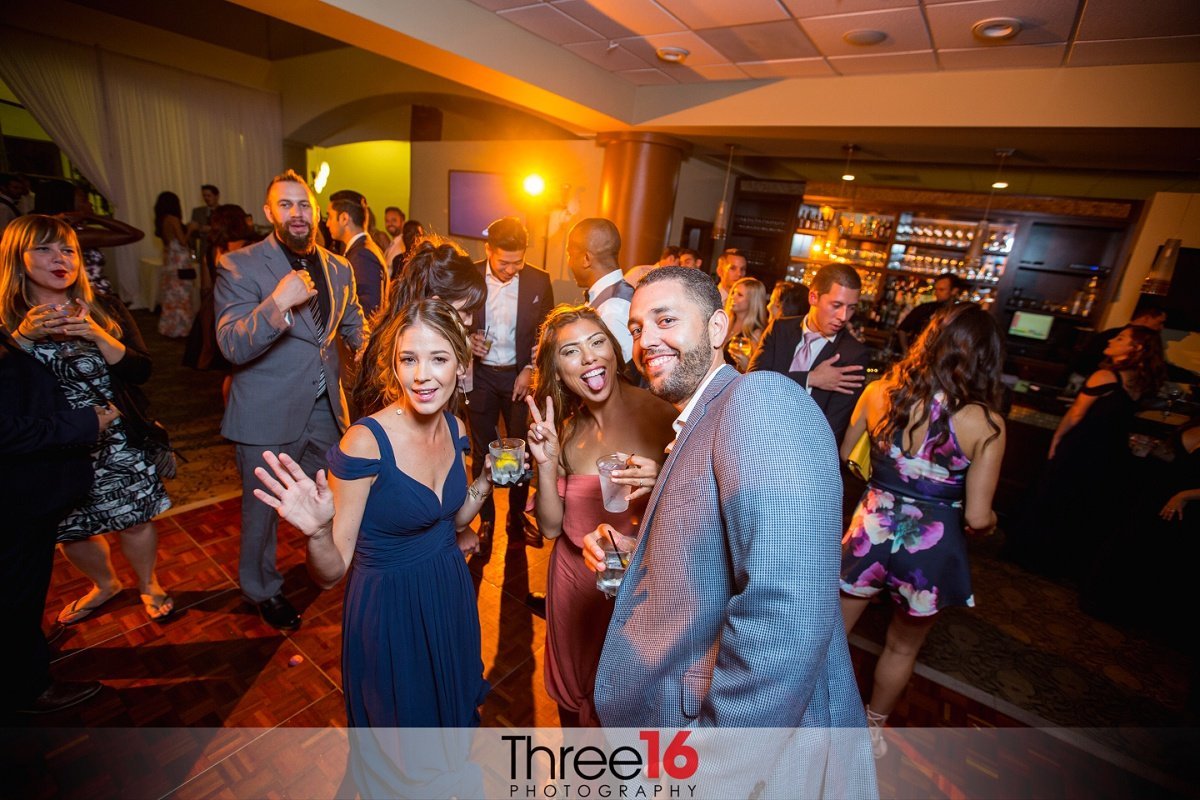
{"left": 352, "top": 236, "right": 484, "bottom": 416}
{"left": 1100, "top": 324, "right": 1166, "bottom": 400}
{"left": 876, "top": 303, "right": 1006, "bottom": 454}
{"left": 153, "top": 191, "right": 182, "bottom": 240}
{"left": 532, "top": 304, "right": 628, "bottom": 447}
{"left": 206, "top": 204, "right": 262, "bottom": 274}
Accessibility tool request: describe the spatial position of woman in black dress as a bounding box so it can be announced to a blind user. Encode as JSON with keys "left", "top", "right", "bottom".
{"left": 0, "top": 215, "right": 173, "bottom": 625}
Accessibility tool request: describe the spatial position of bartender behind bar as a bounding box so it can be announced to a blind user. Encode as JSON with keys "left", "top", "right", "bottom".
{"left": 896, "top": 272, "right": 966, "bottom": 352}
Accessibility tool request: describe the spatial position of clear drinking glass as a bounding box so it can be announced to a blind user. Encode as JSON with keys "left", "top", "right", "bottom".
{"left": 596, "top": 453, "right": 629, "bottom": 513}
{"left": 595, "top": 535, "right": 628, "bottom": 598}
{"left": 489, "top": 438, "right": 525, "bottom": 486}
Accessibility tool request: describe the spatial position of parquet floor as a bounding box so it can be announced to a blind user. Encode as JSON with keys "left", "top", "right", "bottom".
{"left": 6, "top": 494, "right": 1189, "bottom": 799}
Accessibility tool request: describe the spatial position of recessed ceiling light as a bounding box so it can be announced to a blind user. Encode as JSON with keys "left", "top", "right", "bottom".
{"left": 843, "top": 29, "right": 887, "bottom": 47}
{"left": 656, "top": 46, "right": 689, "bottom": 64}
{"left": 992, "top": 181, "right": 1009, "bottom": 189}
{"left": 972, "top": 17, "right": 1022, "bottom": 42}
{"left": 842, "top": 174, "right": 856, "bottom": 182}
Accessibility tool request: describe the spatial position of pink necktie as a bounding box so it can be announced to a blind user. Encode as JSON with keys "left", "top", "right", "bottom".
{"left": 789, "top": 331, "right": 824, "bottom": 372}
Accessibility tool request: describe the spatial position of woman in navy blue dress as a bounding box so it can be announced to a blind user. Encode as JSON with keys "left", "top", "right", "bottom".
{"left": 254, "top": 299, "right": 493, "bottom": 796}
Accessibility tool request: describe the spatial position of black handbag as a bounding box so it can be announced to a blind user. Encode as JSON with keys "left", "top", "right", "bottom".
{"left": 177, "top": 267, "right": 198, "bottom": 280}
{"left": 85, "top": 376, "right": 184, "bottom": 480}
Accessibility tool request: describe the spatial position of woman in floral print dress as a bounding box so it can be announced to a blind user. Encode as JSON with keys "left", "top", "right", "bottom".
{"left": 838, "top": 302, "right": 1007, "bottom": 758}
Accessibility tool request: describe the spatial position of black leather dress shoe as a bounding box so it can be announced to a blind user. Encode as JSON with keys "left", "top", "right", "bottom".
{"left": 525, "top": 591, "right": 546, "bottom": 618}
{"left": 16, "top": 681, "right": 102, "bottom": 714}
{"left": 512, "top": 517, "right": 543, "bottom": 549}
{"left": 258, "top": 593, "right": 301, "bottom": 631}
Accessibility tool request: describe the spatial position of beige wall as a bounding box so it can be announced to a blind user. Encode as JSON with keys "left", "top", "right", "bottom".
{"left": 1103, "top": 192, "right": 1200, "bottom": 329}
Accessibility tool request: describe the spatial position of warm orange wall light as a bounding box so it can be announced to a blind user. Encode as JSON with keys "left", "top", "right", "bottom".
{"left": 523, "top": 174, "right": 546, "bottom": 197}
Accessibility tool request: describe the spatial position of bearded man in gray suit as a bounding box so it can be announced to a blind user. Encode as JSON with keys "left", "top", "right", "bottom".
{"left": 216, "top": 169, "right": 367, "bottom": 631}
{"left": 583, "top": 267, "right": 874, "bottom": 798}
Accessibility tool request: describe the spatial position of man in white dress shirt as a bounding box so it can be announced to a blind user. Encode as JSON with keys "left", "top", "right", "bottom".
{"left": 466, "top": 217, "right": 554, "bottom": 548}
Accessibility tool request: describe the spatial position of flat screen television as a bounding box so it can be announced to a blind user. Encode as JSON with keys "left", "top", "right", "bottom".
{"left": 1008, "top": 310, "right": 1054, "bottom": 341}
{"left": 447, "top": 170, "right": 525, "bottom": 240}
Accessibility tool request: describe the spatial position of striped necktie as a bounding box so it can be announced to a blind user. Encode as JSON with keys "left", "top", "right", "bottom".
{"left": 296, "top": 256, "right": 327, "bottom": 399}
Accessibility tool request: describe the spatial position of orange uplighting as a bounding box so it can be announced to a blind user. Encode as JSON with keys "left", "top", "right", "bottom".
{"left": 523, "top": 174, "right": 546, "bottom": 197}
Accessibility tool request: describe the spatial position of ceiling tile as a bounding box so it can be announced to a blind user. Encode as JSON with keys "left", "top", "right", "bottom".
{"left": 697, "top": 20, "right": 820, "bottom": 62}
{"left": 737, "top": 57, "right": 837, "bottom": 78}
{"left": 827, "top": 49, "right": 937, "bottom": 75}
{"left": 617, "top": 31, "right": 735, "bottom": 67}
{"left": 553, "top": 0, "right": 637, "bottom": 39}
{"left": 1077, "top": 0, "right": 1200, "bottom": 40}
{"left": 780, "top": 0, "right": 916, "bottom": 18}
{"left": 678, "top": 62, "right": 753, "bottom": 81}
{"left": 617, "top": 68, "right": 678, "bottom": 85}
{"left": 468, "top": 0, "right": 539, "bottom": 10}
{"left": 799, "top": 7, "right": 932, "bottom": 57}
{"left": 563, "top": 40, "right": 653, "bottom": 71}
{"left": 925, "top": 0, "right": 1078, "bottom": 49}
{"left": 1069, "top": 35, "right": 1200, "bottom": 66}
{"left": 939, "top": 42, "right": 1066, "bottom": 69}
{"left": 573, "top": 0, "right": 687, "bottom": 36}
{"left": 498, "top": 5, "right": 602, "bottom": 45}
{"left": 655, "top": 0, "right": 790, "bottom": 29}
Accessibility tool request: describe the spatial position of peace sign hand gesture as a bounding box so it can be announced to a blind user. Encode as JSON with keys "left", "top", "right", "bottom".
{"left": 525, "top": 395, "right": 560, "bottom": 467}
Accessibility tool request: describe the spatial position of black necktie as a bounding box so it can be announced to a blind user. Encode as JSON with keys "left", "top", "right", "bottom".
{"left": 296, "top": 257, "right": 327, "bottom": 399}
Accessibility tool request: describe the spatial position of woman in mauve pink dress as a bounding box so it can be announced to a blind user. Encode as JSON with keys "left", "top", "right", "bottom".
{"left": 525, "top": 304, "right": 675, "bottom": 726}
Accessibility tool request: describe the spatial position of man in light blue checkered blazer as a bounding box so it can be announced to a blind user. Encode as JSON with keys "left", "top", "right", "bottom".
{"left": 586, "top": 267, "right": 876, "bottom": 799}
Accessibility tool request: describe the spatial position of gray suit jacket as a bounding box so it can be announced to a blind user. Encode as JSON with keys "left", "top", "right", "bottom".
{"left": 215, "top": 235, "right": 366, "bottom": 444}
{"left": 594, "top": 366, "right": 875, "bottom": 795}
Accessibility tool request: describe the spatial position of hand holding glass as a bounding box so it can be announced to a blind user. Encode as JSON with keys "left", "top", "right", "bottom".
{"left": 596, "top": 453, "right": 629, "bottom": 513}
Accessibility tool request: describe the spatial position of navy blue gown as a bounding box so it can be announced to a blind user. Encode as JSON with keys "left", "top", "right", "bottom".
{"left": 327, "top": 413, "right": 488, "bottom": 797}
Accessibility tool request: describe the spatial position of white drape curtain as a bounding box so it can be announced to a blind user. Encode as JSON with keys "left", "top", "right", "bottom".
{"left": 0, "top": 27, "right": 283, "bottom": 306}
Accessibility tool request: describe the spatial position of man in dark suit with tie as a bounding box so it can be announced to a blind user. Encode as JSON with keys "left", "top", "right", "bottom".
{"left": 467, "top": 217, "right": 554, "bottom": 548}
{"left": 749, "top": 263, "right": 868, "bottom": 445}
{"left": 216, "top": 170, "right": 367, "bottom": 631}
{"left": 327, "top": 189, "right": 389, "bottom": 320}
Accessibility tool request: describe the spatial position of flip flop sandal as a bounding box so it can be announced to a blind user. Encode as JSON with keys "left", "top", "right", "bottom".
{"left": 57, "top": 589, "right": 121, "bottom": 626}
{"left": 141, "top": 593, "right": 175, "bottom": 622}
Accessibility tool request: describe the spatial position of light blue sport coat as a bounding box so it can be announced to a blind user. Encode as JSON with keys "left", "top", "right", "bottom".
{"left": 594, "top": 366, "right": 875, "bottom": 796}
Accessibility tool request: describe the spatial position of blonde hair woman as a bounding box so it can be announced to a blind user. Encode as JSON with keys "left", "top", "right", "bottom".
{"left": 723, "top": 276, "right": 767, "bottom": 371}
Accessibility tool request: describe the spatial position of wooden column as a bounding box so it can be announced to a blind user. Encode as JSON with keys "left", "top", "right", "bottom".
{"left": 597, "top": 132, "right": 691, "bottom": 268}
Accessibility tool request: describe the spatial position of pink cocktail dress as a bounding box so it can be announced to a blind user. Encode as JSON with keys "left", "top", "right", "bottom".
{"left": 544, "top": 475, "right": 646, "bottom": 726}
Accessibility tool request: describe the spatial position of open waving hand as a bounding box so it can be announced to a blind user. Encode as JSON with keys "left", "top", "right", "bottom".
{"left": 253, "top": 451, "right": 334, "bottom": 538}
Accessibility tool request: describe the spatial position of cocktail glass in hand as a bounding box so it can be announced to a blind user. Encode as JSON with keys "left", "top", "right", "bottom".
{"left": 596, "top": 453, "right": 629, "bottom": 513}
{"left": 595, "top": 533, "right": 628, "bottom": 599}
{"left": 489, "top": 438, "right": 525, "bottom": 486}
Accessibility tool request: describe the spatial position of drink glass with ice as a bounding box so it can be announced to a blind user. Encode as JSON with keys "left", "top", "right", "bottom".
{"left": 596, "top": 453, "right": 629, "bottom": 513}
{"left": 489, "top": 438, "right": 525, "bottom": 485}
{"left": 595, "top": 535, "right": 627, "bottom": 598}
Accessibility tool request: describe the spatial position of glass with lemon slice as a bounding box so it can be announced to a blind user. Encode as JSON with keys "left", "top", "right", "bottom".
{"left": 488, "top": 438, "right": 526, "bottom": 486}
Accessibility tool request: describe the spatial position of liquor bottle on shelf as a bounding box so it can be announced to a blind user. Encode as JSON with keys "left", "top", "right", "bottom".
{"left": 1081, "top": 277, "right": 1099, "bottom": 317}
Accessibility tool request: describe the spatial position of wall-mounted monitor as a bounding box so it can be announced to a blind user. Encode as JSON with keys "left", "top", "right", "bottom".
{"left": 447, "top": 170, "right": 525, "bottom": 240}
{"left": 1008, "top": 311, "right": 1054, "bottom": 341}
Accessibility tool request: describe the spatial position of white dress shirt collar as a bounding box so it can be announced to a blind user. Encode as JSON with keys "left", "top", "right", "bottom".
{"left": 587, "top": 269, "right": 625, "bottom": 303}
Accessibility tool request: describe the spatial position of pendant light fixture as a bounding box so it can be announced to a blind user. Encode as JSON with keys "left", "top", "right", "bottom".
{"left": 712, "top": 144, "right": 735, "bottom": 241}
{"left": 965, "top": 148, "right": 1013, "bottom": 269}
{"left": 1141, "top": 194, "right": 1194, "bottom": 295}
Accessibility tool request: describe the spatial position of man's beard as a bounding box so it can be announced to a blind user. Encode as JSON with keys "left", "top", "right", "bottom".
{"left": 641, "top": 339, "right": 712, "bottom": 405}
{"left": 274, "top": 219, "right": 315, "bottom": 253}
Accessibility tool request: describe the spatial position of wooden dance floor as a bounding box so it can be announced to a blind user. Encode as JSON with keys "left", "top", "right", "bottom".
{"left": 8, "top": 495, "right": 1182, "bottom": 799}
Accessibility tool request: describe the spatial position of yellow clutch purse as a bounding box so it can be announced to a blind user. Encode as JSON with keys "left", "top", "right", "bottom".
{"left": 847, "top": 431, "right": 872, "bottom": 482}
